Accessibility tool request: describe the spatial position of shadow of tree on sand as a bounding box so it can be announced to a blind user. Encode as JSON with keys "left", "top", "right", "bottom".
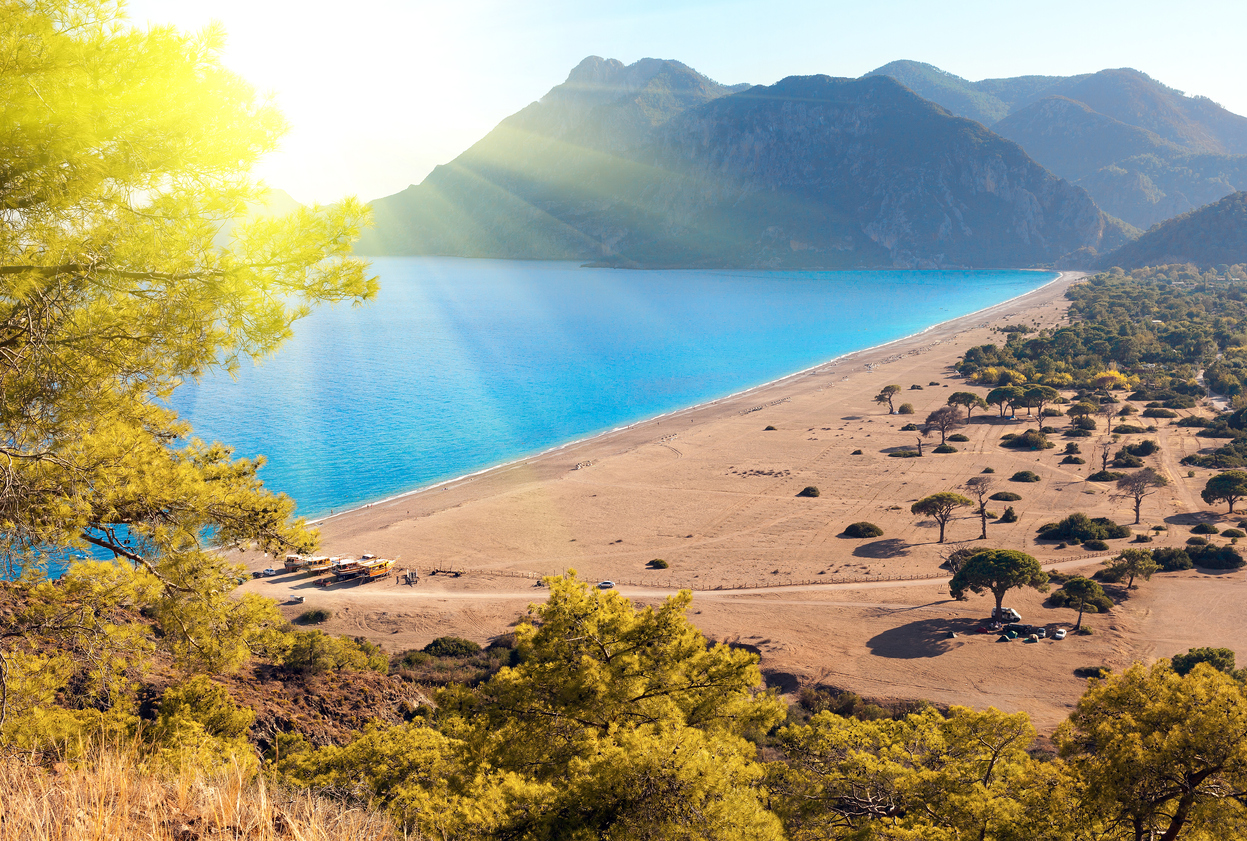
{"left": 867, "top": 616, "right": 982, "bottom": 659}
{"left": 852, "top": 538, "right": 911, "bottom": 559}
{"left": 1164, "top": 512, "right": 1223, "bottom": 526}
{"left": 763, "top": 670, "right": 800, "bottom": 694}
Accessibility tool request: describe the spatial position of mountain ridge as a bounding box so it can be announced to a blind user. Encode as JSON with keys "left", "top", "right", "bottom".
{"left": 869, "top": 61, "right": 1247, "bottom": 229}
{"left": 358, "top": 58, "right": 1125, "bottom": 269}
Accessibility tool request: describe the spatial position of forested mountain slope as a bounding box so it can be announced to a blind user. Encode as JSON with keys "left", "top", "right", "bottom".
{"left": 1100, "top": 191, "right": 1247, "bottom": 269}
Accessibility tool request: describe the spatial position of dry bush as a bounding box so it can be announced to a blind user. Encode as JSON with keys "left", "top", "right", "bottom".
{"left": 0, "top": 748, "right": 397, "bottom": 841}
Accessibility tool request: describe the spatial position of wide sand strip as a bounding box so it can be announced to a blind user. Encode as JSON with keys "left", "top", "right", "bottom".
{"left": 244, "top": 270, "right": 1247, "bottom": 730}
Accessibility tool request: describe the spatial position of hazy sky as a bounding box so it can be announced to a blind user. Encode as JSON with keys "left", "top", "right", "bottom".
{"left": 127, "top": 0, "right": 1247, "bottom": 205}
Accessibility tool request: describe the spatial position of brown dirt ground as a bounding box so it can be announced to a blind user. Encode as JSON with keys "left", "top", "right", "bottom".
{"left": 237, "top": 271, "right": 1247, "bottom": 732}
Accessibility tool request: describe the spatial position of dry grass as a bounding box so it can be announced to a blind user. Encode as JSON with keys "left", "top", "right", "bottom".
{"left": 0, "top": 749, "right": 397, "bottom": 841}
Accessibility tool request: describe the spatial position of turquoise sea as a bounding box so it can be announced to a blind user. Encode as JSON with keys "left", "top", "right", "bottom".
{"left": 170, "top": 258, "right": 1055, "bottom": 518}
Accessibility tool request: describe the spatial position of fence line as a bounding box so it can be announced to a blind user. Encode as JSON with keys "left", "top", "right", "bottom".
{"left": 426, "top": 552, "right": 1113, "bottom": 592}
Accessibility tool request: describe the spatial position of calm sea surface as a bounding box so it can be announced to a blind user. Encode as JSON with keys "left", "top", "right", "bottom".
{"left": 170, "top": 258, "right": 1054, "bottom": 518}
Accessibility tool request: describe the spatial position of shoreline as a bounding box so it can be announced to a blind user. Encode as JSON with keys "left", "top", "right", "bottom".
{"left": 243, "top": 266, "right": 1247, "bottom": 731}
{"left": 310, "top": 269, "right": 1071, "bottom": 526}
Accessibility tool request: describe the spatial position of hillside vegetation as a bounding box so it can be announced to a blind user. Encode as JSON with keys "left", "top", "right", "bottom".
{"left": 16, "top": 573, "right": 1247, "bottom": 841}
{"left": 1101, "top": 191, "right": 1247, "bottom": 270}
{"left": 958, "top": 263, "right": 1247, "bottom": 396}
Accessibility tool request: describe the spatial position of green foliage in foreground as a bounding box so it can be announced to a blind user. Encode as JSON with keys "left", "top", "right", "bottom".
{"left": 10, "top": 569, "right": 1247, "bottom": 841}
{"left": 272, "top": 577, "right": 1247, "bottom": 841}
{"left": 0, "top": 0, "right": 372, "bottom": 734}
{"left": 279, "top": 574, "right": 787, "bottom": 840}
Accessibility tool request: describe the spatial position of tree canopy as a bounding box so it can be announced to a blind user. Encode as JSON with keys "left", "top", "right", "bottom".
{"left": 1059, "top": 576, "right": 1108, "bottom": 630}
{"left": 947, "top": 391, "right": 988, "bottom": 421}
{"left": 1113, "top": 468, "right": 1169, "bottom": 524}
{"left": 1201, "top": 470, "right": 1247, "bottom": 513}
{"left": 911, "top": 492, "right": 973, "bottom": 544}
{"left": 0, "top": 0, "right": 373, "bottom": 729}
{"left": 962, "top": 476, "right": 995, "bottom": 540}
{"left": 1057, "top": 661, "right": 1247, "bottom": 841}
{"left": 874, "top": 384, "right": 901, "bottom": 413}
{"left": 283, "top": 574, "right": 788, "bottom": 840}
{"left": 949, "top": 549, "right": 1048, "bottom": 616}
{"left": 1171, "top": 646, "right": 1240, "bottom": 678}
{"left": 985, "top": 385, "right": 1025, "bottom": 417}
{"left": 1103, "top": 548, "right": 1159, "bottom": 589}
{"left": 1021, "top": 384, "right": 1060, "bottom": 426}
{"left": 956, "top": 266, "right": 1247, "bottom": 397}
{"left": 922, "top": 406, "right": 964, "bottom": 444}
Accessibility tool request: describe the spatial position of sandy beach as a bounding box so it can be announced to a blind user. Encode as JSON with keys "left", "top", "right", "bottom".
{"left": 240, "top": 270, "right": 1247, "bottom": 731}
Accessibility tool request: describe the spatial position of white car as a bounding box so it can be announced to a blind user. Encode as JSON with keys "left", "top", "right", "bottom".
{"left": 261, "top": 568, "right": 279, "bottom": 577}
{"left": 598, "top": 580, "right": 615, "bottom": 589}
{"left": 1054, "top": 628, "right": 1067, "bottom": 640}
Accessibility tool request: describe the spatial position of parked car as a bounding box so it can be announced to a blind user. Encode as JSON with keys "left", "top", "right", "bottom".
{"left": 1033, "top": 627, "right": 1047, "bottom": 639}
{"left": 598, "top": 580, "right": 615, "bottom": 589}
{"left": 1054, "top": 628, "right": 1067, "bottom": 640}
{"left": 261, "top": 568, "right": 279, "bottom": 577}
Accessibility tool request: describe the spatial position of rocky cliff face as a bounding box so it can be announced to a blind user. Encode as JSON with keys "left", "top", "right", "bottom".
{"left": 358, "top": 59, "right": 1126, "bottom": 268}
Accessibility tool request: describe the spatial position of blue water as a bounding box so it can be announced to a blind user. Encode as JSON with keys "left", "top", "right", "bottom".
{"left": 170, "top": 258, "right": 1054, "bottom": 518}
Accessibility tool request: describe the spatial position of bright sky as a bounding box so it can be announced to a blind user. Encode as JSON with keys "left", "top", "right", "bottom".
{"left": 127, "top": 0, "right": 1247, "bottom": 205}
